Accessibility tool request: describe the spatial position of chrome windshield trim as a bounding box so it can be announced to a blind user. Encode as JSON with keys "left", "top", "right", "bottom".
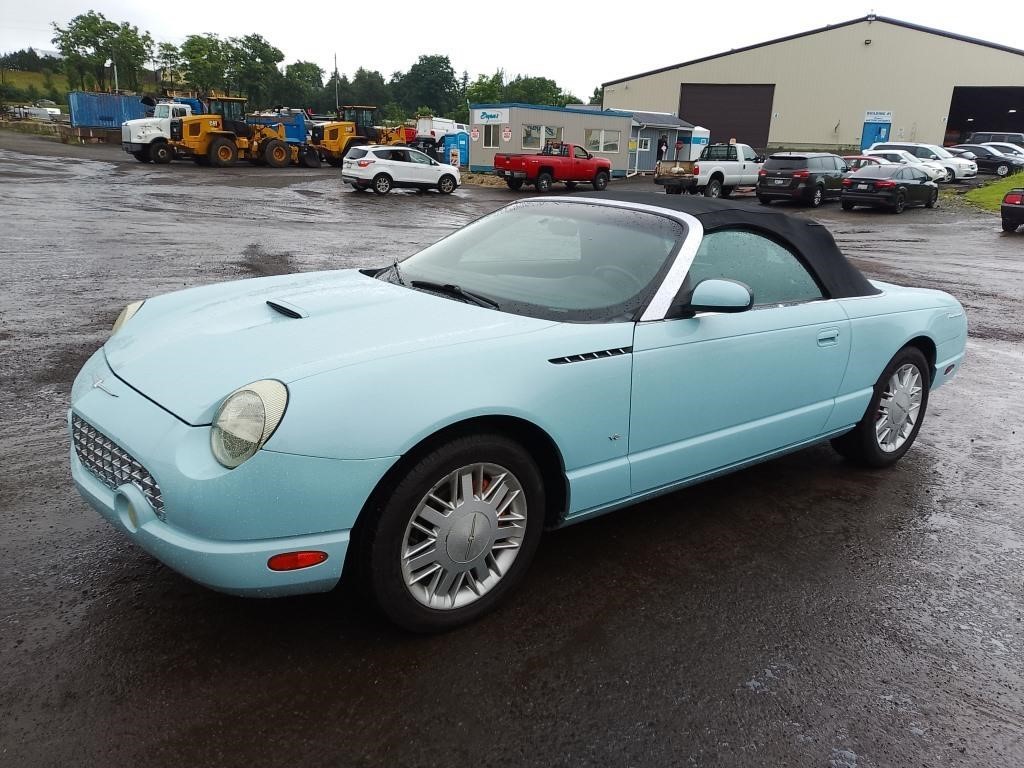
{"left": 543, "top": 196, "right": 704, "bottom": 323}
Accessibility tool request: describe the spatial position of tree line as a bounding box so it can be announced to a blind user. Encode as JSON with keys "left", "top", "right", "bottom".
{"left": 1, "top": 11, "right": 602, "bottom": 121}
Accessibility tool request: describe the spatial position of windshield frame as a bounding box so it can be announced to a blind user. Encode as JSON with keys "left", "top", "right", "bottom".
{"left": 389, "top": 199, "right": 693, "bottom": 324}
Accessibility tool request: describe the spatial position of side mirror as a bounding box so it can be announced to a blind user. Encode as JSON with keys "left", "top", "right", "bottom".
{"left": 587, "top": 152, "right": 593, "bottom": 159}
{"left": 754, "top": 155, "right": 765, "bottom": 163}
{"left": 670, "top": 278, "right": 754, "bottom": 318}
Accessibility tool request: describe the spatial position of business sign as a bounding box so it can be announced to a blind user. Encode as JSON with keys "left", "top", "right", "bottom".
{"left": 470, "top": 127, "right": 480, "bottom": 142}
{"left": 473, "top": 108, "right": 509, "bottom": 124}
{"left": 502, "top": 125, "right": 512, "bottom": 142}
{"left": 864, "top": 110, "right": 893, "bottom": 123}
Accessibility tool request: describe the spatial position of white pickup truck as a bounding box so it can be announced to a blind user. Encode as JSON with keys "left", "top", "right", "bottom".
{"left": 654, "top": 142, "right": 764, "bottom": 197}
{"left": 121, "top": 101, "right": 198, "bottom": 164}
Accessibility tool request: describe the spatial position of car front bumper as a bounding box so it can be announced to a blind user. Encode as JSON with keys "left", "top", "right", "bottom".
{"left": 69, "top": 350, "right": 397, "bottom": 597}
{"left": 122, "top": 142, "right": 147, "bottom": 153}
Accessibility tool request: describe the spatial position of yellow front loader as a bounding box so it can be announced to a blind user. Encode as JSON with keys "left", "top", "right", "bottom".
{"left": 311, "top": 106, "right": 411, "bottom": 166}
{"left": 168, "top": 97, "right": 292, "bottom": 168}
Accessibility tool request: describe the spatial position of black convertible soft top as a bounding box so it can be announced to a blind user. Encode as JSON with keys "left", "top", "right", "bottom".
{"left": 592, "top": 191, "right": 880, "bottom": 299}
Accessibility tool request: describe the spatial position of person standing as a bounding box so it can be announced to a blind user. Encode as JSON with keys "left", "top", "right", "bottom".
{"left": 657, "top": 134, "right": 669, "bottom": 162}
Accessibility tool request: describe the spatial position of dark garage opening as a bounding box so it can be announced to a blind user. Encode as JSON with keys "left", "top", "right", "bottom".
{"left": 679, "top": 84, "right": 775, "bottom": 151}
{"left": 946, "top": 86, "right": 1024, "bottom": 144}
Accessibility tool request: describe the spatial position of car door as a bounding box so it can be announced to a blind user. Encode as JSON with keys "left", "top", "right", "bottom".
{"left": 629, "top": 228, "right": 851, "bottom": 494}
{"left": 406, "top": 149, "right": 439, "bottom": 185}
{"left": 909, "top": 167, "right": 932, "bottom": 203}
{"left": 573, "top": 145, "right": 591, "bottom": 180}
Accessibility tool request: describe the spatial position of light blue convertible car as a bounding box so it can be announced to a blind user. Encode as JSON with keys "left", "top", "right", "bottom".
{"left": 70, "top": 193, "right": 967, "bottom": 630}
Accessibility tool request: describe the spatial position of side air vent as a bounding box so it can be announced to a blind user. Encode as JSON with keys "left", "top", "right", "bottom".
{"left": 549, "top": 347, "right": 632, "bottom": 365}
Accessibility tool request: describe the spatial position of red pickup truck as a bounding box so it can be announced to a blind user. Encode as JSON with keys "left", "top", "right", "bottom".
{"left": 493, "top": 142, "right": 612, "bottom": 192}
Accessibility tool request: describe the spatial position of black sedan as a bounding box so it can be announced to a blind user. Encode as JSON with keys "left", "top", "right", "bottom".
{"left": 953, "top": 144, "right": 1024, "bottom": 177}
{"left": 841, "top": 165, "right": 938, "bottom": 213}
{"left": 1002, "top": 188, "right": 1024, "bottom": 232}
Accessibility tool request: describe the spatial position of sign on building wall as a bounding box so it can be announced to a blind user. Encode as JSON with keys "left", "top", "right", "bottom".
{"left": 470, "top": 127, "right": 480, "bottom": 142}
{"left": 473, "top": 108, "right": 510, "bottom": 124}
{"left": 502, "top": 125, "right": 512, "bottom": 142}
{"left": 864, "top": 110, "right": 893, "bottom": 123}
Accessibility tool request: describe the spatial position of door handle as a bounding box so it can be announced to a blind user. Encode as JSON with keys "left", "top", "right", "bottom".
{"left": 817, "top": 328, "right": 840, "bottom": 347}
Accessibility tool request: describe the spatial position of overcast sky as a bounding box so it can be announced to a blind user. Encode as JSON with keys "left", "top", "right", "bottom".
{"left": 3, "top": 0, "right": 1023, "bottom": 101}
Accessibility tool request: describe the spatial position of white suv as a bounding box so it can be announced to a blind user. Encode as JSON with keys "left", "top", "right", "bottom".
{"left": 342, "top": 146, "right": 461, "bottom": 195}
{"left": 868, "top": 141, "right": 977, "bottom": 182}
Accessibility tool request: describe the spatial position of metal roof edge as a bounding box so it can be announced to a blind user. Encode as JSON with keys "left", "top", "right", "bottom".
{"left": 601, "top": 15, "right": 1024, "bottom": 88}
{"left": 469, "top": 102, "right": 634, "bottom": 118}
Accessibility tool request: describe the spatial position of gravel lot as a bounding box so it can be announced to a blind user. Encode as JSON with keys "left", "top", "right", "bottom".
{"left": 1, "top": 130, "right": 1022, "bottom": 767}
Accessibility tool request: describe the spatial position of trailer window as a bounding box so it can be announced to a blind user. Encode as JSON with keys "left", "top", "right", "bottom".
{"left": 483, "top": 124, "right": 500, "bottom": 148}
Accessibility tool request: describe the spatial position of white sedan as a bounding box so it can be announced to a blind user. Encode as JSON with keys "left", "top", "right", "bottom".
{"left": 864, "top": 149, "right": 946, "bottom": 182}
{"left": 342, "top": 145, "right": 461, "bottom": 195}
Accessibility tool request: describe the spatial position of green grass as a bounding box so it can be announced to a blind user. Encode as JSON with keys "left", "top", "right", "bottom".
{"left": 964, "top": 174, "right": 1024, "bottom": 212}
{"left": 1, "top": 69, "right": 69, "bottom": 92}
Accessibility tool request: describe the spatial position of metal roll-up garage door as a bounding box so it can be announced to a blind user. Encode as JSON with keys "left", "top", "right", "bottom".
{"left": 679, "top": 84, "right": 775, "bottom": 150}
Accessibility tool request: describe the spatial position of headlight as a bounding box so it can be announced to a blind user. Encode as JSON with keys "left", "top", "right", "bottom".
{"left": 112, "top": 300, "right": 145, "bottom": 335}
{"left": 210, "top": 380, "right": 288, "bottom": 468}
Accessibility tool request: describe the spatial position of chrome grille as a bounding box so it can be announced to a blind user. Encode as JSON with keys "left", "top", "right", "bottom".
{"left": 72, "top": 414, "right": 165, "bottom": 520}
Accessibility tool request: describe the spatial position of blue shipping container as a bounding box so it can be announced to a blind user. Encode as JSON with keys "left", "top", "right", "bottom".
{"left": 68, "top": 92, "right": 148, "bottom": 129}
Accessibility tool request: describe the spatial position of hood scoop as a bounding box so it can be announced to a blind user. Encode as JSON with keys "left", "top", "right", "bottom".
{"left": 266, "top": 299, "right": 308, "bottom": 319}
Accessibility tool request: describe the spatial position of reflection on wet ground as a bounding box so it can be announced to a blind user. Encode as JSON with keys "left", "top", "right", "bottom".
{"left": 1, "top": 133, "right": 1022, "bottom": 766}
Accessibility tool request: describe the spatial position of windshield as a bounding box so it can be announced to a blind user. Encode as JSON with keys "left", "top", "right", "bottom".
{"left": 928, "top": 145, "right": 953, "bottom": 159}
{"left": 394, "top": 201, "right": 684, "bottom": 322}
{"left": 153, "top": 105, "right": 169, "bottom": 119}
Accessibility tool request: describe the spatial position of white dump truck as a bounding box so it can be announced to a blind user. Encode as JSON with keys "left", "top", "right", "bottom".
{"left": 121, "top": 98, "right": 203, "bottom": 164}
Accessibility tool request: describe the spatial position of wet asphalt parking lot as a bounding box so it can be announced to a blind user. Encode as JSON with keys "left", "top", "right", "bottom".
{"left": 1, "top": 130, "right": 1023, "bottom": 767}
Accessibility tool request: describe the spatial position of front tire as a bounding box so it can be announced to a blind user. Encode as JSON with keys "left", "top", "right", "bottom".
{"left": 364, "top": 433, "right": 545, "bottom": 632}
{"left": 263, "top": 139, "right": 289, "bottom": 168}
{"left": 943, "top": 167, "right": 954, "bottom": 183}
{"left": 437, "top": 174, "right": 457, "bottom": 194}
{"left": 592, "top": 171, "right": 609, "bottom": 191}
{"left": 372, "top": 173, "right": 392, "bottom": 194}
{"left": 150, "top": 142, "right": 173, "bottom": 164}
{"left": 831, "top": 346, "right": 930, "bottom": 468}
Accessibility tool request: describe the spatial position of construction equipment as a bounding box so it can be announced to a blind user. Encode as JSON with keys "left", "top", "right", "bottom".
{"left": 311, "top": 106, "right": 414, "bottom": 166}
{"left": 168, "top": 97, "right": 301, "bottom": 168}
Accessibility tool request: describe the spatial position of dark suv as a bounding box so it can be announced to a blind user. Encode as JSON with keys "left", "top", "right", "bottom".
{"left": 756, "top": 152, "right": 849, "bottom": 207}
{"left": 965, "top": 132, "right": 1024, "bottom": 149}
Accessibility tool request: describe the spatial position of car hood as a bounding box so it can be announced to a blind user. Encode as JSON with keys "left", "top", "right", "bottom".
{"left": 104, "top": 269, "right": 556, "bottom": 425}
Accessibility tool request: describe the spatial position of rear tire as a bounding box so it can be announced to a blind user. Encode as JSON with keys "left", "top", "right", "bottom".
{"left": 264, "top": 139, "right": 289, "bottom": 168}
{"left": 831, "top": 346, "right": 930, "bottom": 468}
{"left": 703, "top": 178, "right": 723, "bottom": 198}
{"left": 535, "top": 172, "right": 553, "bottom": 192}
{"left": 996, "top": 164, "right": 1010, "bottom": 177}
{"left": 209, "top": 137, "right": 237, "bottom": 167}
{"left": 592, "top": 171, "right": 609, "bottom": 191}
{"left": 150, "top": 142, "right": 173, "bottom": 164}
{"left": 809, "top": 185, "right": 824, "bottom": 207}
{"left": 372, "top": 173, "right": 392, "bottom": 194}
{"left": 892, "top": 192, "right": 906, "bottom": 213}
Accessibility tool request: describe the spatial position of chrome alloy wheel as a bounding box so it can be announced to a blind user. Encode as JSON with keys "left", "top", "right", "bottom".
{"left": 875, "top": 364, "right": 923, "bottom": 452}
{"left": 401, "top": 463, "right": 527, "bottom": 610}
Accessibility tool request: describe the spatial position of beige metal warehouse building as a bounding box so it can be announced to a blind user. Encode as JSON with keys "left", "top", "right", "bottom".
{"left": 602, "top": 15, "right": 1024, "bottom": 152}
